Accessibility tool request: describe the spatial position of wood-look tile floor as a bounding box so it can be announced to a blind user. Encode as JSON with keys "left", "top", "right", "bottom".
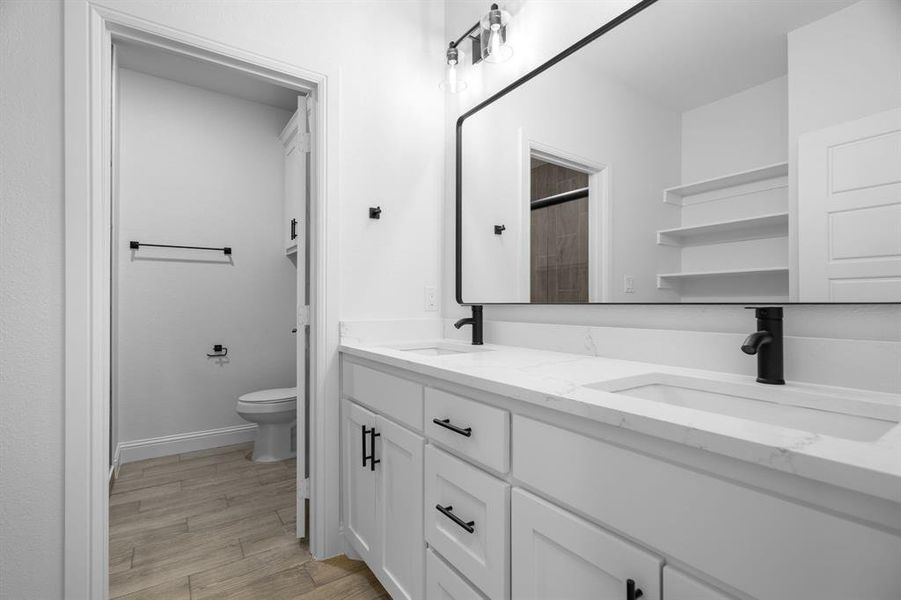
{"left": 109, "top": 443, "right": 387, "bottom": 600}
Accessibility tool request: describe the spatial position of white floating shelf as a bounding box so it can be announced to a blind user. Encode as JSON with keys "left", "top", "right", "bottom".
{"left": 663, "top": 162, "right": 788, "bottom": 206}
{"left": 657, "top": 212, "right": 789, "bottom": 246}
{"left": 657, "top": 266, "right": 788, "bottom": 289}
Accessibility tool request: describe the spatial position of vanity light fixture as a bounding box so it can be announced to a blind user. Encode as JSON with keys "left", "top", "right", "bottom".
{"left": 441, "top": 3, "right": 514, "bottom": 93}
{"left": 480, "top": 3, "right": 513, "bottom": 63}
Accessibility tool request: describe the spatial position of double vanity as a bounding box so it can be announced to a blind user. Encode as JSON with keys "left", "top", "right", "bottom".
{"left": 339, "top": 340, "right": 901, "bottom": 600}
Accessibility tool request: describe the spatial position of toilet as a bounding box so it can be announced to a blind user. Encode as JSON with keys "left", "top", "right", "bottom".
{"left": 236, "top": 387, "right": 297, "bottom": 462}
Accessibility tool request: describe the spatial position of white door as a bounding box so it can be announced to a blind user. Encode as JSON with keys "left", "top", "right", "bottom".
{"left": 375, "top": 415, "right": 424, "bottom": 600}
{"left": 663, "top": 566, "right": 735, "bottom": 600}
{"left": 290, "top": 95, "right": 313, "bottom": 540}
{"left": 342, "top": 399, "right": 378, "bottom": 563}
{"left": 280, "top": 96, "right": 309, "bottom": 253}
{"left": 798, "top": 107, "right": 901, "bottom": 301}
{"left": 511, "top": 489, "right": 662, "bottom": 600}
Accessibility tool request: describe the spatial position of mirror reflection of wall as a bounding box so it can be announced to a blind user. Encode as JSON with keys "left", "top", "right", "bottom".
{"left": 460, "top": 0, "right": 901, "bottom": 304}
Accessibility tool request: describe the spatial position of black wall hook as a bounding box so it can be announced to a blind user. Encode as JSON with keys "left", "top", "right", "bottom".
{"left": 206, "top": 344, "right": 228, "bottom": 357}
{"left": 494, "top": 224, "right": 506, "bottom": 235}
{"left": 369, "top": 206, "right": 382, "bottom": 219}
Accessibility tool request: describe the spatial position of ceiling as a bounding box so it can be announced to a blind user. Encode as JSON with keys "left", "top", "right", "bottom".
{"left": 574, "top": 0, "right": 859, "bottom": 111}
{"left": 116, "top": 41, "right": 303, "bottom": 112}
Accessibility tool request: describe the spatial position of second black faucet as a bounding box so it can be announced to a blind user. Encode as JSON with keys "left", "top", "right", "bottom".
{"left": 454, "top": 305, "right": 483, "bottom": 345}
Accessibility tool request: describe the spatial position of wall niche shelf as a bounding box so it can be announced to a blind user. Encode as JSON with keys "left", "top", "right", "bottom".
{"left": 663, "top": 162, "right": 788, "bottom": 206}
{"left": 657, "top": 266, "right": 789, "bottom": 289}
{"left": 657, "top": 212, "right": 789, "bottom": 247}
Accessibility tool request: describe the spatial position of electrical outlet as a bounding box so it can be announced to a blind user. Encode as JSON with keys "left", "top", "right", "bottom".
{"left": 424, "top": 286, "right": 438, "bottom": 312}
{"left": 624, "top": 276, "right": 635, "bottom": 293}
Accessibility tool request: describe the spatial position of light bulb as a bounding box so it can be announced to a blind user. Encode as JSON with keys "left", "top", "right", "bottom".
{"left": 480, "top": 4, "right": 513, "bottom": 63}
{"left": 440, "top": 44, "right": 467, "bottom": 94}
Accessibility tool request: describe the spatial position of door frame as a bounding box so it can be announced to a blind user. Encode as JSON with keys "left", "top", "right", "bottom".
{"left": 518, "top": 132, "right": 611, "bottom": 302}
{"left": 64, "top": 3, "right": 342, "bottom": 596}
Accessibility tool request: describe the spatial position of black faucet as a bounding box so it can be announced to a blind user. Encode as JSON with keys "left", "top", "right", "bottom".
{"left": 741, "top": 306, "right": 784, "bottom": 385}
{"left": 454, "top": 305, "right": 483, "bottom": 345}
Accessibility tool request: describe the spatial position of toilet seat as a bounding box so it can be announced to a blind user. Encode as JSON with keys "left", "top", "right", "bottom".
{"left": 236, "top": 387, "right": 297, "bottom": 415}
{"left": 239, "top": 387, "right": 296, "bottom": 404}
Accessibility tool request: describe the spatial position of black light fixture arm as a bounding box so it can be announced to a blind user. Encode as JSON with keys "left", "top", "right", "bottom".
{"left": 451, "top": 21, "right": 480, "bottom": 50}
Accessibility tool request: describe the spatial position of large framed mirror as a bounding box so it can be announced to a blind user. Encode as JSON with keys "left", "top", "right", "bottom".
{"left": 457, "top": 0, "right": 901, "bottom": 304}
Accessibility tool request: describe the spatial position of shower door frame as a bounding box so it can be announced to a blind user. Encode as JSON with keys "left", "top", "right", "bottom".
{"left": 63, "top": 3, "right": 342, "bottom": 597}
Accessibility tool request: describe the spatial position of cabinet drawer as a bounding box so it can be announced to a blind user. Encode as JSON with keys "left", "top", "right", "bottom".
{"left": 425, "top": 388, "right": 509, "bottom": 472}
{"left": 342, "top": 363, "right": 423, "bottom": 431}
{"left": 425, "top": 446, "right": 509, "bottom": 600}
{"left": 513, "top": 415, "right": 901, "bottom": 600}
{"left": 512, "top": 489, "right": 661, "bottom": 600}
{"left": 663, "top": 566, "right": 734, "bottom": 600}
{"left": 426, "top": 549, "right": 486, "bottom": 600}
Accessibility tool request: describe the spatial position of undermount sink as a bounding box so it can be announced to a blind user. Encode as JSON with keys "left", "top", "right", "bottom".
{"left": 585, "top": 373, "right": 899, "bottom": 442}
{"left": 394, "top": 343, "right": 492, "bottom": 356}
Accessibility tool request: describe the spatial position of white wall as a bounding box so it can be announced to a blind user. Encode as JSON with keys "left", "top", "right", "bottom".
{"left": 787, "top": 0, "right": 901, "bottom": 296}
{"left": 443, "top": 1, "right": 900, "bottom": 357}
{"left": 115, "top": 68, "right": 295, "bottom": 449}
{"left": 0, "top": 0, "right": 65, "bottom": 596}
{"left": 681, "top": 76, "right": 787, "bottom": 183}
{"left": 1, "top": 0, "right": 445, "bottom": 595}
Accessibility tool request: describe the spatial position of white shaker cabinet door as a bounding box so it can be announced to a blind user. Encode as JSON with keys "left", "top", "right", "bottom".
{"left": 374, "top": 415, "right": 424, "bottom": 600}
{"left": 342, "top": 399, "right": 378, "bottom": 563}
{"left": 511, "top": 488, "right": 662, "bottom": 600}
{"left": 663, "top": 566, "right": 735, "bottom": 600}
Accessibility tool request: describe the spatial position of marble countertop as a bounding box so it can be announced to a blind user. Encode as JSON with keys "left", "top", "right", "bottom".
{"left": 340, "top": 339, "right": 901, "bottom": 504}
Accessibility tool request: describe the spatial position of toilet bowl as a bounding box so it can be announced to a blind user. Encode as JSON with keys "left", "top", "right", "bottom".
{"left": 236, "top": 387, "right": 297, "bottom": 462}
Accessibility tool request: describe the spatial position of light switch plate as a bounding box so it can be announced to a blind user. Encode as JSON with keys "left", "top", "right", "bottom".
{"left": 424, "top": 286, "right": 438, "bottom": 311}
{"left": 624, "top": 276, "right": 635, "bottom": 293}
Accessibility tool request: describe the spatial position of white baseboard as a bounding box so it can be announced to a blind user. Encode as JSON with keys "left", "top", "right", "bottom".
{"left": 117, "top": 423, "right": 257, "bottom": 464}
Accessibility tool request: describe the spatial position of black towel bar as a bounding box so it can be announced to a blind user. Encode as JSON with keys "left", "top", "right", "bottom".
{"left": 130, "top": 241, "right": 232, "bottom": 255}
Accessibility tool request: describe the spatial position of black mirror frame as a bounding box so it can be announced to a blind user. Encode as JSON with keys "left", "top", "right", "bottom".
{"left": 454, "top": 0, "right": 898, "bottom": 307}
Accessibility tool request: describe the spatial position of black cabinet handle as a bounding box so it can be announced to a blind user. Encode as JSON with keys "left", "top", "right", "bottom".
{"left": 360, "top": 424, "right": 368, "bottom": 468}
{"left": 361, "top": 425, "right": 379, "bottom": 470}
{"left": 290, "top": 218, "right": 298, "bottom": 240}
{"left": 369, "top": 428, "right": 380, "bottom": 472}
{"left": 435, "top": 504, "right": 475, "bottom": 533}
{"left": 432, "top": 418, "right": 472, "bottom": 438}
{"left": 626, "top": 579, "right": 643, "bottom": 600}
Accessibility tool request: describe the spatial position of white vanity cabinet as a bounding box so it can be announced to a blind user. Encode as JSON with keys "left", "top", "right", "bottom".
{"left": 511, "top": 489, "right": 662, "bottom": 600}
{"left": 339, "top": 355, "right": 901, "bottom": 600}
{"left": 279, "top": 100, "right": 308, "bottom": 254}
{"left": 425, "top": 446, "right": 509, "bottom": 600}
{"left": 342, "top": 399, "right": 378, "bottom": 563}
{"left": 341, "top": 395, "right": 425, "bottom": 600}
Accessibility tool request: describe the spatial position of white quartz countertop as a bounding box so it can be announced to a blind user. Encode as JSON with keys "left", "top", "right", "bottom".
{"left": 340, "top": 339, "right": 901, "bottom": 504}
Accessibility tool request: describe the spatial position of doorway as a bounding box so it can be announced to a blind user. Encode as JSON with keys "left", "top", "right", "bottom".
{"left": 64, "top": 6, "right": 342, "bottom": 596}
{"left": 106, "top": 37, "right": 317, "bottom": 598}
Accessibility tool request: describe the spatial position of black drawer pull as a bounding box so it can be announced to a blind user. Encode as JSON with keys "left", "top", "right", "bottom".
{"left": 626, "top": 579, "right": 643, "bottom": 600}
{"left": 432, "top": 418, "right": 472, "bottom": 438}
{"left": 435, "top": 504, "right": 475, "bottom": 533}
{"left": 290, "top": 218, "right": 298, "bottom": 240}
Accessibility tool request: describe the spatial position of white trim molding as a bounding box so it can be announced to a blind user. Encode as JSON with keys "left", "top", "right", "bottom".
{"left": 115, "top": 424, "right": 258, "bottom": 464}
{"left": 518, "top": 131, "right": 611, "bottom": 302}
{"left": 64, "top": 4, "right": 342, "bottom": 596}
